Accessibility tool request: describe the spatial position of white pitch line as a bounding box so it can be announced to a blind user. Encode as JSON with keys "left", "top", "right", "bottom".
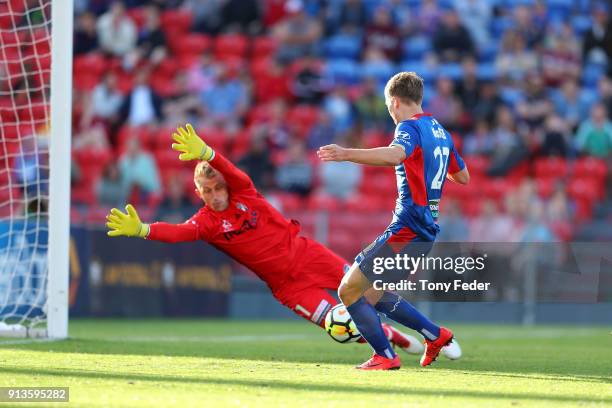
{"left": 104, "top": 334, "right": 318, "bottom": 343}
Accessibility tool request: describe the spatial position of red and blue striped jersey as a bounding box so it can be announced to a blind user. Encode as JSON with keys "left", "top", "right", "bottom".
{"left": 389, "top": 113, "right": 465, "bottom": 241}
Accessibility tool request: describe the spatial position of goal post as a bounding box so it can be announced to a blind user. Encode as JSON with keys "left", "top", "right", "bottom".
{"left": 47, "top": 0, "right": 73, "bottom": 339}
{"left": 0, "top": 0, "right": 73, "bottom": 339}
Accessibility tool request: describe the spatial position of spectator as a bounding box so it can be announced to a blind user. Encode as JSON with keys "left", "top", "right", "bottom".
{"left": 540, "top": 114, "right": 571, "bottom": 158}
{"left": 81, "top": 72, "right": 124, "bottom": 128}
{"left": 155, "top": 175, "right": 197, "bottom": 223}
{"left": 428, "top": 77, "right": 461, "bottom": 131}
{"left": 200, "top": 65, "right": 249, "bottom": 130}
{"left": 186, "top": 53, "right": 218, "bottom": 94}
{"left": 552, "top": 79, "right": 593, "bottom": 130}
{"left": 437, "top": 199, "right": 469, "bottom": 242}
{"left": 364, "top": 6, "right": 402, "bottom": 62}
{"left": 417, "top": 0, "right": 443, "bottom": 36}
{"left": 488, "top": 106, "right": 529, "bottom": 176}
{"left": 96, "top": 1, "right": 137, "bottom": 57}
{"left": 221, "top": 0, "right": 261, "bottom": 34}
{"left": 120, "top": 69, "right": 163, "bottom": 126}
{"left": 307, "top": 111, "right": 337, "bottom": 150}
{"left": 496, "top": 30, "right": 538, "bottom": 85}
{"left": 463, "top": 120, "right": 493, "bottom": 156}
{"left": 257, "top": 99, "right": 292, "bottom": 150}
{"left": 118, "top": 138, "right": 161, "bottom": 199}
{"left": 73, "top": 11, "right": 99, "bottom": 55}
{"left": 185, "top": 0, "right": 224, "bottom": 34}
{"left": 582, "top": 2, "right": 612, "bottom": 65}
{"left": 599, "top": 76, "right": 612, "bottom": 118}
{"left": 137, "top": 5, "right": 167, "bottom": 61}
{"left": 512, "top": 5, "right": 544, "bottom": 48}
{"left": 453, "top": 0, "right": 491, "bottom": 47}
{"left": 323, "top": 85, "right": 355, "bottom": 134}
{"left": 432, "top": 9, "right": 474, "bottom": 62}
{"left": 253, "top": 58, "right": 290, "bottom": 103}
{"left": 472, "top": 81, "right": 502, "bottom": 125}
{"left": 455, "top": 56, "right": 481, "bottom": 109}
{"left": 237, "top": 131, "right": 276, "bottom": 191}
{"left": 272, "top": 0, "right": 322, "bottom": 64}
{"left": 275, "top": 139, "right": 313, "bottom": 196}
{"left": 290, "top": 56, "right": 329, "bottom": 104}
{"left": 540, "top": 23, "right": 581, "bottom": 88}
{"left": 354, "top": 78, "right": 388, "bottom": 131}
{"left": 14, "top": 134, "right": 48, "bottom": 199}
{"left": 516, "top": 73, "right": 553, "bottom": 130}
{"left": 319, "top": 137, "right": 362, "bottom": 199}
{"left": 469, "top": 200, "right": 518, "bottom": 242}
{"left": 96, "top": 161, "right": 128, "bottom": 207}
{"left": 575, "top": 103, "right": 612, "bottom": 157}
{"left": 337, "top": 0, "right": 367, "bottom": 34}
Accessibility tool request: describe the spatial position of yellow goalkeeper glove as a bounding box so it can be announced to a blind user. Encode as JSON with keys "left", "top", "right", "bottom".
{"left": 106, "top": 204, "right": 149, "bottom": 238}
{"left": 171, "top": 123, "right": 215, "bottom": 161}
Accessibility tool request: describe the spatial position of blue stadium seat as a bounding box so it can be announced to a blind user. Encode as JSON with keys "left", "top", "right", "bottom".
{"left": 478, "top": 41, "right": 499, "bottom": 63}
{"left": 399, "top": 61, "right": 436, "bottom": 83}
{"left": 476, "top": 63, "right": 498, "bottom": 81}
{"left": 323, "top": 34, "right": 362, "bottom": 60}
{"left": 571, "top": 15, "right": 591, "bottom": 35}
{"left": 325, "top": 59, "right": 361, "bottom": 85}
{"left": 438, "top": 63, "right": 463, "bottom": 81}
{"left": 402, "top": 36, "right": 432, "bottom": 60}
{"left": 360, "top": 61, "right": 395, "bottom": 84}
{"left": 491, "top": 17, "right": 513, "bottom": 39}
{"left": 499, "top": 87, "right": 524, "bottom": 105}
{"left": 582, "top": 64, "right": 606, "bottom": 88}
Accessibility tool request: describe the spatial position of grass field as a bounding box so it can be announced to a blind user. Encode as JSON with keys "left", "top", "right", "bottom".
{"left": 0, "top": 319, "right": 610, "bottom": 407}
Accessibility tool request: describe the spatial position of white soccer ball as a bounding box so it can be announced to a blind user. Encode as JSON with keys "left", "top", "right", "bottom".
{"left": 324, "top": 304, "right": 362, "bottom": 343}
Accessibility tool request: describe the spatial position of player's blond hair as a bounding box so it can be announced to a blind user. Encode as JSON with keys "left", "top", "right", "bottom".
{"left": 384, "top": 72, "right": 424, "bottom": 105}
{"left": 194, "top": 161, "right": 222, "bottom": 186}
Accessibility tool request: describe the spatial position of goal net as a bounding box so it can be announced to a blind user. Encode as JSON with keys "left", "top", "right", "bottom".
{"left": 0, "top": 0, "right": 72, "bottom": 338}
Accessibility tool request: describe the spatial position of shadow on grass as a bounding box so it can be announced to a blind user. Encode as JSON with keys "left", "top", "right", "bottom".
{"left": 0, "top": 365, "right": 610, "bottom": 404}
{"left": 2, "top": 337, "right": 611, "bottom": 387}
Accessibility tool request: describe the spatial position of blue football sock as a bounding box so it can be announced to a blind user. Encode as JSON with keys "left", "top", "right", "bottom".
{"left": 375, "top": 292, "right": 440, "bottom": 340}
{"left": 346, "top": 297, "right": 396, "bottom": 359}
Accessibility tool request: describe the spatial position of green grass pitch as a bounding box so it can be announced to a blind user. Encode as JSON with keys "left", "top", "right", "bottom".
{"left": 0, "top": 319, "right": 610, "bottom": 407}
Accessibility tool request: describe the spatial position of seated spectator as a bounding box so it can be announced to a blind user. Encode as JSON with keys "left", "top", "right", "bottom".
{"left": 455, "top": 56, "right": 481, "bottom": 110}
{"left": 184, "top": 0, "right": 224, "bottom": 34}
{"left": 540, "top": 23, "right": 581, "bottom": 88}
{"left": 96, "top": 162, "right": 128, "bottom": 207}
{"left": 599, "top": 76, "right": 612, "bottom": 118}
{"left": 512, "top": 4, "right": 544, "bottom": 48}
{"left": 200, "top": 65, "right": 249, "bottom": 130}
{"left": 472, "top": 81, "right": 502, "bottom": 125}
{"left": 516, "top": 73, "right": 553, "bottom": 130}
{"left": 155, "top": 175, "right": 197, "bottom": 223}
{"left": 336, "top": 0, "right": 367, "bottom": 34}
{"left": 364, "top": 6, "right": 401, "bottom": 62}
{"left": 186, "top": 53, "right": 218, "bottom": 95}
{"left": 319, "top": 137, "right": 362, "bottom": 199}
{"left": 463, "top": 120, "right": 493, "bottom": 156}
{"left": 496, "top": 30, "right": 538, "bottom": 85}
{"left": 14, "top": 134, "right": 47, "bottom": 199}
{"left": 488, "top": 106, "right": 529, "bottom": 176}
{"left": 453, "top": 0, "right": 491, "bottom": 47}
{"left": 290, "top": 56, "right": 329, "bottom": 104}
{"left": 582, "top": 2, "right": 612, "bottom": 65}
{"left": 73, "top": 11, "right": 99, "bottom": 55}
{"left": 237, "top": 131, "right": 276, "bottom": 191}
{"left": 136, "top": 5, "right": 167, "bottom": 62}
{"left": 323, "top": 85, "right": 355, "bottom": 134}
{"left": 437, "top": 199, "right": 469, "bottom": 242}
{"left": 221, "top": 0, "right": 261, "bottom": 34}
{"left": 354, "top": 77, "right": 389, "bottom": 131}
{"left": 119, "top": 138, "right": 161, "bottom": 199}
{"left": 81, "top": 72, "right": 124, "bottom": 128}
{"left": 540, "top": 114, "right": 571, "bottom": 158}
{"left": 417, "top": 0, "right": 443, "bottom": 36}
{"left": 253, "top": 58, "right": 290, "bottom": 103}
{"left": 96, "top": 1, "right": 137, "bottom": 57}
{"left": 120, "top": 69, "right": 163, "bottom": 126}
{"left": 275, "top": 139, "right": 313, "bottom": 196}
{"left": 428, "top": 77, "right": 461, "bottom": 131}
{"left": 432, "top": 9, "right": 474, "bottom": 62}
{"left": 574, "top": 103, "right": 612, "bottom": 157}
{"left": 272, "top": 0, "right": 322, "bottom": 64}
{"left": 552, "top": 80, "right": 593, "bottom": 130}
{"left": 72, "top": 124, "right": 110, "bottom": 152}
{"left": 307, "top": 111, "right": 337, "bottom": 150}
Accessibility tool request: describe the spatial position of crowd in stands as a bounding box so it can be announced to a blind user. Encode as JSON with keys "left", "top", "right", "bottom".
{"left": 4, "top": 0, "right": 612, "bottom": 246}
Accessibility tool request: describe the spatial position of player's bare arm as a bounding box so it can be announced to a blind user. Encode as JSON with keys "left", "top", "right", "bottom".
{"left": 447, "top": 167, "right": 470, "bottom": 185}
{"left": 317, "top": 144, "right": 406, "bottom": 166}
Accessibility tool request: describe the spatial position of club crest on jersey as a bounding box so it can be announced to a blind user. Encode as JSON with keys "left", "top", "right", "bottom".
{"left": 235, "top": 202, "right": 248, "bottom": 212}
{"left": 221, "top": 219, "right": 233, "bottom": 232}
{"left": 397, "top": 130, "right": 411, "bottom": 139}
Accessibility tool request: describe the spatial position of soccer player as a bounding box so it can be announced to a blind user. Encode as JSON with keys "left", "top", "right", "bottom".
{"left": 317, "top": 72, "right": 470, "bottom": 370}
{"left": 105, "top": 123, "right": 427, "bottom": 356}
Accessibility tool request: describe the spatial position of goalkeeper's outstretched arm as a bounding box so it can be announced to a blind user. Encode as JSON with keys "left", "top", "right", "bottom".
{"left": 171, "top": 123, "right": 254, "bottom": 192}
{"left": 106, "top": 204, "right": 199, "bottom": 243}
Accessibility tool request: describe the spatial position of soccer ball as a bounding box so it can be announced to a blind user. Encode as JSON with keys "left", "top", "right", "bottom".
{"left": 324, "top": 304, "right": 361, "bottom": 343}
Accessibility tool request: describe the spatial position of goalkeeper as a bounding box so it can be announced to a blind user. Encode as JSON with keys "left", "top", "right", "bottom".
{"left": 106, "top": 124, "right": 454, "bottom": 357}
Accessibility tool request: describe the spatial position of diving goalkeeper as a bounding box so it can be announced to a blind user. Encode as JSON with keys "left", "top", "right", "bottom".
{"left": 105, "top": 124, "right": 431, "bottom": 355}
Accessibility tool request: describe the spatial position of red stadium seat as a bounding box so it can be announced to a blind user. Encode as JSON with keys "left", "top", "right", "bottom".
{"left": 308, "top": 193, "right": 340, "bottom": 211}
{"left": 482, "top": 178, "right": 512, "bottom": 202}
{"left": 534, "top": 157, "right": 568, "bottom": 180}
{"left": 160, "top": 9, "right": 193, "bottom": 34}
{"left": 214, "top": 34, "right": 249, "bottom": 59}
{"left": 170, "top": 33, "right": 211, "bottom": 58}
{"left": 274, "top": 192, "right": 304, "bottom": 212}
{"left": 126, "top": 7, "right": 146, "bottom": 29}
{"left": 286, "top": 105, "right": 320, "bottom": 137}
{"left": 252, "top": 36, "right": 278, "bottom": 58}
{"left": 535, "top": 177, "right": 556, "bottom": 199}
{"left": 464, "top": 155, "right": 489, "bottom": 177}
{"left": 573, "top": 157, "right": 607, "bottom": 182}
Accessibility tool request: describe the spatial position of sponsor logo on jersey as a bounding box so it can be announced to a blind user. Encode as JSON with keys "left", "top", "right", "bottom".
{"left": 235, "top": 202, "right": 248, "bottom": 212}
{"left": 221, "top": 219, "right": 233, "bottom": 232}
{"left": 222, "top": 210, "right": 259, "bottom": 241}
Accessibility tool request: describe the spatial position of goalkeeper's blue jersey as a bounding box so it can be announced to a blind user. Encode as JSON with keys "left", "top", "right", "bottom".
{"left": 388, "top": 113, "right": 465, "bottom": 241}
